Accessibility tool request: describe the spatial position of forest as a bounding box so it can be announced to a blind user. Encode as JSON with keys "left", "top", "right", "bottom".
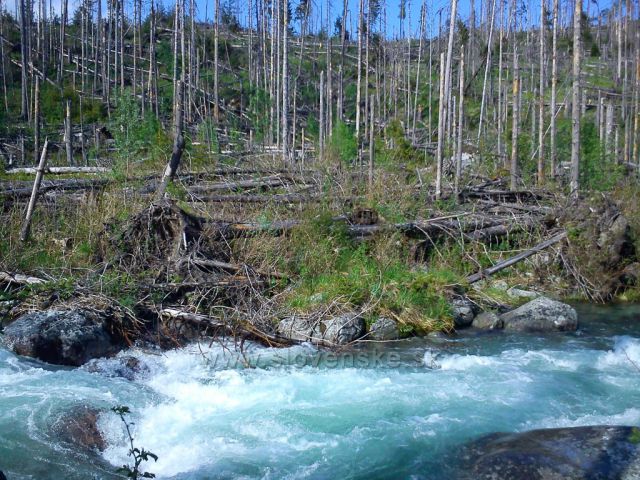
{"left": 0, "top": 0, "right": 640, "bottom": 478}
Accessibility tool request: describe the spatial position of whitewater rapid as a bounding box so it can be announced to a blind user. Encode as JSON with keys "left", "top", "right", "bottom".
{"left": 1, "top": 304, "right": 639, "bottom": 479}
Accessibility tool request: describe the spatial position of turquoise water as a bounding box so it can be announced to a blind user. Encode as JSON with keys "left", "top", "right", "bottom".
{"left": 1, "top": 304, "right": 640, "bottom": 479}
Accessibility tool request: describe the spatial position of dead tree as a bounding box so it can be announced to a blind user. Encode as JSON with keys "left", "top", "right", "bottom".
{"left": 156, "top": 81, "right": 185, "bottom": 201}
{"left": 570, "top": 0, "right": 582, "bottom": 197}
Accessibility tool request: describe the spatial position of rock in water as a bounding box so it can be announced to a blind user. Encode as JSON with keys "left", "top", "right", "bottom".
{"left": 277, "top": 314, "right": 366, "bottom": 345}
{"left": 0, "top": 470, "right": 6, "bottom": 480}
{"left": 460, "top": 426, "right": 640, "bottom": 480}
{"left": 51, "top": 406, "right": 105, "bottom": 452}
{"left": 2, "top": 310, "right": 123, "bottom": 366}
{"left": 471, "top": 312, "right": 504, "bottom": 330}
{"left": 369, "top": 317, "right": 400, "bottom": 340}
{"left": 499, "top": 297, "right": 578, "bottom": 332}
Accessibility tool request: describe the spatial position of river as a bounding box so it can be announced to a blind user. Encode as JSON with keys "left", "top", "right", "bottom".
{"left": 1, "top": 303, "right": 640, "bottom": 479}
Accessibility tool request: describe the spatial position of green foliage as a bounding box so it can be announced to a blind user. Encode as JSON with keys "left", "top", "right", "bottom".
{"left": 326, "top": 121, "right": 357, "bottom": 164}
{"left": 109, "top": 91, "right": 169, "bottom": 173}
{"left": 579, "top": 120, "right": 625, "bottom": 190}
{"left": 378, "top": 120, "right": 423, "bottom": 167}
{"left": 112, "top": 406, "right": 158, "bottom": 479}
{"left": 283, "top": 214, "right": 455, "bottom": 332}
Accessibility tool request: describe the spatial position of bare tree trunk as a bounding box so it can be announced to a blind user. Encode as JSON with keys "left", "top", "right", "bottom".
{"left": 537, "top": 0, "right": 546, "bottom": 184}
{"left": 157, "top": 81, "right": 185, "bottom": 201}
{"left": 65, "top": 100, "right": 74, "bottom": 166}
{"left": 355, "top": 0, "right": 364, "bottom": 149}
{"left": 570, "top": 0, "right": 582, "bottom": 196}
{"left": 436, "top": 52, "right": 445, "bottom": 199}
{"left": 20, "top": 139, "right": 49, "bottom": 243}
{"left": 338, "top": 0, "right": 348, "bottom": 121}
{"left": 281, "top": 0, "right": 289, "bottom": 164}
{"left": 549, "top": 0, "right": 559, "bottom": 178}
{"left": 33, "top": 78, "right": 40, "bottom": 164}
{"left": 19, "top": 0, "right": 29, "bottom": 119}
{"left": 369, "top": 94, "right": 375, "bottom": 189}
{"left": 510, "top": 0, "right": 519, "bottom": 191}
{"left": 455, "top": 50, "right": 465, "bottom": 195}
{"left": 319, "top": 71, "right": 325, "bottom": 159}
{"left": 477, "top": 0, "right": 497, "bottom": 144}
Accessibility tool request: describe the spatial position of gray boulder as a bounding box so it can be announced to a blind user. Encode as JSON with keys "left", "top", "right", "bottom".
{"left": 499, "top": 296, "right": 578, "bottom": 332}
{"left": 318, "top": 314, "right": 366, "bottom": 345}
{"left": 368, "top": 317, "right": 400, "bottom": 341}
{"left": 451, "top": 297, "right": 476, "bottom": 328}
{"left": 277, "top": 314, "right": 365, "bottom": 345}
{"left": 460, "top": 426, "right": 640, "bottom": 480}
{"left": 2, "top": 310, "right": 123, "bottom": 366}
{"left": 277, "top": 316, "right": 317, "bottom": 342}
{"left": 472, "top": 312, "right": 504, "bottom": 330}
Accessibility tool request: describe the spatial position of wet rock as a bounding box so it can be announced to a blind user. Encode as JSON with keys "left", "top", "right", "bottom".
{"left": 451, "top": 297, "right": 476, "bottom": 328}
{"left": 0, "top": 470, "right": 6, "bottom": 480}
{"left": 499, "top": 297, "right": 578, "bottom": 332}
{"left": 471, "top": 312, "right": 504, "bottom": 330}
{"left": 460, "top": 425, "right": 640, "bottom": 480}
{"left": 277, "top": 314, "right": 366, "bottom": 345}
{"left": 319, "top": 314, "right": 366, "bottom": 345}
{"left": 52, "top": 406, "right": 105, "bottom": 452}
{"left": 2, "top": 310, "right": 123, "bottom": 366}
{"left": 368, "top": 317, "right": 400, "bottom": 341}
{"left": 84, "top": 355, "right": 150, "bottom": 381}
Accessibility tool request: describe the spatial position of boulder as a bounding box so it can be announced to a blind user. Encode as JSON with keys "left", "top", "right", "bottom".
{"left": 277, "top": 316, "right": 317, "bottom": 342}
{"left": 451, "top": 297, "right": 476, "bottom": 328}
{"left": 277, "top": 314, "right": 366, "bottom": 345}
{"left": 2, "top": 310, "right": 123, "bottom": 366}
{"left": 84, "top": 355, "right": 150, "bottom": 381}
{"left": 318, "top": 314, "right": 366, "bottom": 345}
{"left": 471, "top": 312, "right": 504, "bottom": 330}
{"left": 460, "top": 426, "right": 640, "bottom": 480}
{"left": 499, "top": 297, "right": 578, "bottom": 332}
{"left": 51, "top": 406, "right": 105, "bottom": 452}
{"left": 368, "top": 317, "right": 400, "bottom": 341}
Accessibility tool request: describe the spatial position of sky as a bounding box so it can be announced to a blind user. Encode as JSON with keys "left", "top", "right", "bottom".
{"left": 5, "top": 0, "right": 617, "bottom": 40}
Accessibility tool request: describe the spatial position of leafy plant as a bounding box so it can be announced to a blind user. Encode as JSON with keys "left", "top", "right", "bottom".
{"left": 111, "top": 406, "right": 158, "bottom": 479}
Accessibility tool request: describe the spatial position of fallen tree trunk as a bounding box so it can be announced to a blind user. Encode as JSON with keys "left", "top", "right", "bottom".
{"left": 0, "top": 179, "right": 109, "bottom": 199}
{"left": 0, "top": 271, "right": 47, "bottom": 285}
{"left": 188, "top": 175, "right": 299, "bottom": 193}
{"left": 466, "top": 231, "right": 567, "bottom": 284}
{"left": 4, "top": 167, "right": 110, "bottom": 175}
{"left": 187, "top": 193, "right": 323, "bottom": 204}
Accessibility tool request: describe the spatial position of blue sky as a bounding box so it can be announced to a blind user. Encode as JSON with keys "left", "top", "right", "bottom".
{"left": 7, "top": 0, "right": 616, "bottom": 40}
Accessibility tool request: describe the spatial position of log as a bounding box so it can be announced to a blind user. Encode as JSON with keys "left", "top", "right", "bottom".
{"left": 4, "top": 166, "right": 110, "bottom": 175}
{"left": 188, "top": 175, "right": 296, "bottom": 193}
{"left": 187, "top": 193, "right": 322, "bottom": 204}
{"left": 466, "top": 231, "right": 567, "bottom": 284}
{"left": 189, "top": 257, "right": 288, "bottom": 279}
{"left": 0, "top": 271, "right": 47, "bottom": 285}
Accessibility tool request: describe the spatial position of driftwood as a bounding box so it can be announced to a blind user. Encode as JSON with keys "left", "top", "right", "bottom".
{"left": 160, "top": 307, "right": 293, "bottom": 347}
{"left": 0, "top": 271, "right": 47, "bottom": 285}
{"left": 466, "top": 231, "right": 567, "bottom": 284}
